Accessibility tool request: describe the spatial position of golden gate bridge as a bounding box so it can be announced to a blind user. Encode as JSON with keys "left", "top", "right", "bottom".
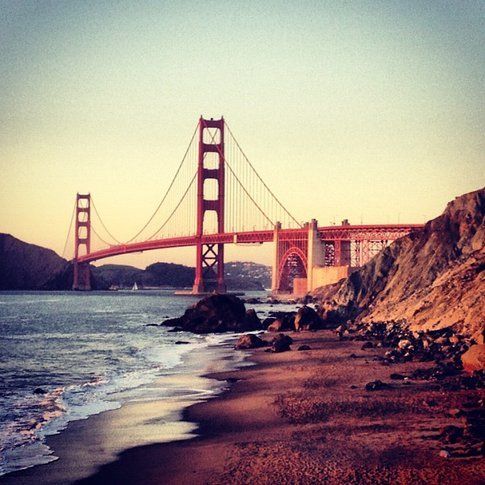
{"left": 62, "top": 117, "right": 422, "bottom": 295}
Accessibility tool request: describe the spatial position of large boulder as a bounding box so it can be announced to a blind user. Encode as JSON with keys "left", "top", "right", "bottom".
{"left": 266, "top": 312, "right": 296, "bottom": 331}
{"left": 294, "top": 306, "right": 322, "bottom": 331}
{"left": 235, "top": 334, "right": 267, "bottom": 350}
{"left": 161, "top": 294, "right": 262, "bottom": 334}
{"left": 262, "top": 317, "right": 277, "bottom": 328}
{"left": 461, "top": 344, "right": 485, "bottom": 372}
{"left": 244, "top": 309, "right": 261, "bottom": 328}
{"left": 271, "top": 333, "right": 293, "bottom": 352}
{"left": 267, "top": 319, "right": 284, "bottom": 332}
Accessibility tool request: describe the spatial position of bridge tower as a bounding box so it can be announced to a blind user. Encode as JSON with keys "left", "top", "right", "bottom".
{"left": 192, "top": 117, "right": 226, "bottom": 294}
{"left": 72, "top": 193, "right": 92, "bottom": 291}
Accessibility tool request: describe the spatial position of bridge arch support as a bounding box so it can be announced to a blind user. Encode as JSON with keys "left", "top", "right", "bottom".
{"left": 271, "top": 219, "right": 325, "bottom": 296}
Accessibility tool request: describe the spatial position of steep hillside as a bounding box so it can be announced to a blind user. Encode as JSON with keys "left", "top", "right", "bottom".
{"left": 0, "top": 234, "right": 68, "bottom": 290}
{"left": 313, "top": 188, "right": 484, "bottom": 335}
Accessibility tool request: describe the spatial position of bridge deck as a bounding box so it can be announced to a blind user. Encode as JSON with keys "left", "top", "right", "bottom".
{"left": 76, "top": 224, "right": 423, "bottom": 264}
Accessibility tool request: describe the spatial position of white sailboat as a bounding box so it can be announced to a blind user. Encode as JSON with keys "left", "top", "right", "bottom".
{"left": 132, "top": 282, "right": 139, "bottom": 291}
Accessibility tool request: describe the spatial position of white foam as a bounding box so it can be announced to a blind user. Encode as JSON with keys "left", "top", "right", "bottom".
{"left": 0, "top": 330, "right": 241, "bottom": 478}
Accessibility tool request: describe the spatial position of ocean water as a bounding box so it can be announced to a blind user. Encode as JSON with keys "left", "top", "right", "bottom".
{"left": 0, "top": 290, "right": 268, "bottom": 477}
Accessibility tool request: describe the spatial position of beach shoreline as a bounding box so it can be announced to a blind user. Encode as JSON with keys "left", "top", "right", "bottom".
{"left": 4, "top": 329, "right": 484, "bottom": 485}
{"left": 0, "top": 335, "right": 250, "bottom": 485}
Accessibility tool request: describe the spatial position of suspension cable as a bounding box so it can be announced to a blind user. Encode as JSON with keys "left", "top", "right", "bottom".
{"left": 225, "top": 160, "right": 274, "bottom": 226}
{"left": 203, "top": 122, "right": 274, "bottom": 227}
{"left": 61, "top": 200, "right": 76, "bottom": 259}
{"left": 90, "top": 195, "right": 122, "bottom": 244}
{"left": 91, "top": 223, "right": 117, "bottom": 247}
{"left": 225, "top": 121, "right": 302, "bottom": 227}
{"left": 146, "top": 170, "right": 198, "bottom": 240}
{"left": 123, "top": 122, "right": 199, "bottom": 243}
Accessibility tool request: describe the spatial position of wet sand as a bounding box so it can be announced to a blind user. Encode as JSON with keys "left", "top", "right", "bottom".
{"left": 5, "top": 330, "right": 484, "bottom": 484}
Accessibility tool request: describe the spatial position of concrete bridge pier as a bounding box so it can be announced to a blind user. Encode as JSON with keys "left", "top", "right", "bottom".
{"left": 306, "top": 219, "right": 325, "bottom": 293}
{"left": 271, "top": 218, "right": 354, "bottom": 297}
{"left": 72, "top": 262, "right": 91, "bottom": 291}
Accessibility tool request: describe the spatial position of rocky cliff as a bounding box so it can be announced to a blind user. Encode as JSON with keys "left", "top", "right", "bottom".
{"left": 313, "top": 188, "right": 484, "bottom": 335}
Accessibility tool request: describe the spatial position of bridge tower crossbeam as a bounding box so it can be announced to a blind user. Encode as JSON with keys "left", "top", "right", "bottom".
{"left": 192, "top": 117, "right": 226, "bottom": 294}
{"left": 72, "top": 193, "right": 91, "bottom": 290}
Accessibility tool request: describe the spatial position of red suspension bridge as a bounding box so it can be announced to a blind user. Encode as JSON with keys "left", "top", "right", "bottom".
{"left": 64, "top": 117, "right": 423, "bottom": 295}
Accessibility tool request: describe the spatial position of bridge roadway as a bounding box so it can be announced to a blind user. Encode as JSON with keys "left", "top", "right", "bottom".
{"left": 77, "top": 224, "right": 423, "bottom": 264}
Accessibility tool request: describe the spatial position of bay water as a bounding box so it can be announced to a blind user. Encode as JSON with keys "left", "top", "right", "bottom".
{"left": 0, "top": 290, "right": 268, "bottom": 477}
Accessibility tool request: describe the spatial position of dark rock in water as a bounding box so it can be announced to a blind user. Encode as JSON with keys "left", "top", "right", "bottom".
{"left": 298, "top": 345, "right": 311, "bottom": 351}
{"left": 146, "top": 323, "right": 160, "bottom": 327}
{"left": 267, "top": 312, "right": 296, "bottom": 331}
{"left": 361, "top": 341, "right": 374, "bottom": 350}
{"left": 34, "top": 388, "right": 47, "bottom": 395}
{"left": 175, "top": 341, "right": 190, "bottom": 345}
{"left": 244, "top": 297, "right": 263, "bottom": 304}
{"left": 267, "top": 319, "right": 284, "bottom": 332}
{"left": 226, "top": 377, "right": 240, "bottom": 383}
{"left": 245, "top": 309, "right": 261, "bottom": 328}
{"left": 390, "top": 373, "right": 406, "bottom": 380}
{"left": 262, "top": 317, "right": 276, "bottom": 328}
{"left": 294, "top": 306, "right": 322, "bottom": 331}
{"left": 365, "top": 380, "right": 391, "bottom": 391}
{"left": 271, "top": 333, "right": 293, "bottom": 353}
{"left": 163, "top": 318, "right": 182, "bottom": 327}
{"left": 160, "top": 295, "right": 262, "bottom": 334}
{"left": 235, "top": 334, "right": 267, "bottom": 350}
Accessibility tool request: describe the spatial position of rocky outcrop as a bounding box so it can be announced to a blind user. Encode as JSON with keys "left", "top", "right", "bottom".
{"left": 313, "top": 188, "right": 485, "bottom": 335}
{"left": 161, "top": 294, "right": 262, "bottom": 334}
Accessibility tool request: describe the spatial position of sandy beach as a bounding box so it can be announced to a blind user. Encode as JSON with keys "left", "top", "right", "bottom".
{"left": 6, "top": 329, "right": 483, "bottom": 485}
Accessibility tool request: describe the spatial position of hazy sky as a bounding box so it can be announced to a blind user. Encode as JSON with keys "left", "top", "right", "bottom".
{"left": 1, "top": 1, "right": 483, "bottom": 267}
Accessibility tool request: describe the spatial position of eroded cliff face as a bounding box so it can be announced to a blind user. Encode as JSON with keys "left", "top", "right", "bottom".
{"left": 313, "top": 188, "right": 484, "bottom": 335}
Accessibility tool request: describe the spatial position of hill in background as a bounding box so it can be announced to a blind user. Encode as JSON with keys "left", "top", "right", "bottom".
{"left": 0, "top": 234, "right": 68, "bottom": 290}
{"left": 0, "top": 234, "right": 271, "bottom": 291}
{"left": 92, "top": 260, "right": 270, "bottom": 290}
